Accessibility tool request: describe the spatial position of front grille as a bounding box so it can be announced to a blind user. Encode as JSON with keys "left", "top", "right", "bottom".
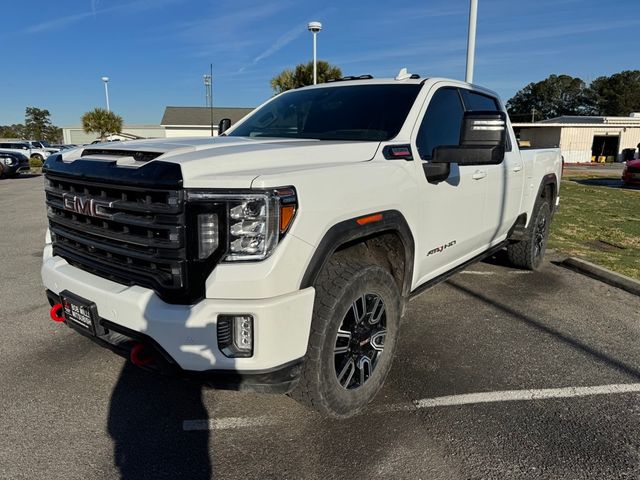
{"left": 45, "top": 173, "right": 188, "bottom": 300}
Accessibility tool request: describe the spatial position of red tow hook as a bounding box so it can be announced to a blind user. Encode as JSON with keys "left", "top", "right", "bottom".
{"left": 130, "top": 343, "right": 155, "bottom": 367}
{"left": 50, "top": 303, "right": 65, "bottom": 323}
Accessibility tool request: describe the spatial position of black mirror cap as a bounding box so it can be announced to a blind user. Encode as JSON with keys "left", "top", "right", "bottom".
{"left": 218, "top": 118, "right": 232, "bottom": 135}
{"left": 432, "top": 145, "right": 505, "bottom": 165}
{"left": 423, "top": 162, "right": 450, "bottom": 184}
{"left": 460, "top": 110, "right": 507, "bottom": 148}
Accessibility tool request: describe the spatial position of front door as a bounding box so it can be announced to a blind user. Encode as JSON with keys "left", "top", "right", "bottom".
{"left": 413, "top": 85, "right": 489, "bottom": 285}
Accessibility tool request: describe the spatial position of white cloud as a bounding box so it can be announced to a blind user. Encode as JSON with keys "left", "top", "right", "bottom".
{"left": 27, "top": 0, "right": 181, "bottom": 34}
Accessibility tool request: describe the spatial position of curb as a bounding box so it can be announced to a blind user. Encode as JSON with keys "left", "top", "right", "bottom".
{"left": 561, "top": 257, "right": 640, "bottom": 297}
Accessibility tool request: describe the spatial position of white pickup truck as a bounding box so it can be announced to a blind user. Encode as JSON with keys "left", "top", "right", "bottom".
{"left": 42, "top": 73, "right": 562, "bottom": 417}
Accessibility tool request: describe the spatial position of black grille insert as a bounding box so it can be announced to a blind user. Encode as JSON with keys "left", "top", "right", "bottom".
{"left": 46, "top": 174, "right": 187, "bottom": 296}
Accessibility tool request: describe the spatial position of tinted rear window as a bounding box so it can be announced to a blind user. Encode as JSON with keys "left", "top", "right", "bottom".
{"left": 229, "top": 84, "right": 422, "bottom": 141}
{"left": 460, "top": 89, "right": 499, "bottom": 111}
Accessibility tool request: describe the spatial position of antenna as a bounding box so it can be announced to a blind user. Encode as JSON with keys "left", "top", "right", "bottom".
{"left": 395, "top": 68, "right": 412, "bottom": 81}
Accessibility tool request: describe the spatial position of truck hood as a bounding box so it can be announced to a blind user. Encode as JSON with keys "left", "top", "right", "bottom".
{"left": 61, "top": 136, "right": 381, "bottom": 188}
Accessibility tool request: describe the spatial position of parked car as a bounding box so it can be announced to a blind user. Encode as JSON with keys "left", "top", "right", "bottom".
{"left": 24, "top": 140, "right": 60, "bottom": 154}
{"left": 41, "top": 72, "right": 562, "bottom": 417}
{"left": 0, "top": 142, "right": 50, "bottom": 162}
{"left": 0, "top": 150, "right": 30, "bottom": 177}
{"left": 622, "top": 159, "right": 640, "bottom": 186}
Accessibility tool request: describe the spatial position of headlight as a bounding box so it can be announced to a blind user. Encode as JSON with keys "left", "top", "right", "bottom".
{"left": 1, "top": 157, "right": 15, "bottom": 165}
{"left": 187, "top": 187, "right": 297, "bottom": 262}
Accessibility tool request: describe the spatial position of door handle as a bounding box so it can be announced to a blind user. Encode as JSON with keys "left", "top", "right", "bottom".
{"left": 472, "top": 170, "right": 487, "bottom": 180}
{"left": 513, "top": 165, "right": 523, "bottom": 172}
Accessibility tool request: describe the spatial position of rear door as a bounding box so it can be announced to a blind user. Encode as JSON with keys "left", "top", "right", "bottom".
{"left": 459, "top": 89, "right": 523, "bottom": 243}
{"left": 412, "top": 85, "right": 489, "bottom": 284}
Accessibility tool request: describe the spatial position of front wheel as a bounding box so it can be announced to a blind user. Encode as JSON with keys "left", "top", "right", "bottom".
{"left": 290, "top": 255, "right": 401, "bottom": 417}
{"left": 507, "top": 200, "right": 551, "bottom": 270}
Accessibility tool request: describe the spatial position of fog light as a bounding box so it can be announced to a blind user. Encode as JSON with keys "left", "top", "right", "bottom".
{"left": 217, "top": 314, "right": 254, "bottom": 358}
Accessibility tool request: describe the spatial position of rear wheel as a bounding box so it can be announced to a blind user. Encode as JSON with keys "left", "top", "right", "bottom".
{"left": 290, "top": 254, "right": 401, "bottom": 417}
{"left": 507, "top": 200, "right": 551, "bottom": 270}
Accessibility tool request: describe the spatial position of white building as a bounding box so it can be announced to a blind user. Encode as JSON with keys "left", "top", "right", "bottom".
{"left": 161, "top": 106, "right": 254, "bottom": 137}
{"left": 61, "top": 106, "right": 254, "bottom": 144}
{"left": 513, "top": 115, "right": 640, "bottom": 163}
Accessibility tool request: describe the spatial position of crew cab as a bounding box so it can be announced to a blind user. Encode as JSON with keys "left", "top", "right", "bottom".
{"left": 41, "top": 73, "right": 562, "bottom": 417}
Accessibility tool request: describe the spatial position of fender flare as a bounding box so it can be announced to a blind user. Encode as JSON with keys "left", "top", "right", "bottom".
{"left": 300, "top": 210, "right": 415, "bottom": 299}
{"left": 536, "top": 173, "right": 558, "bottom": 205}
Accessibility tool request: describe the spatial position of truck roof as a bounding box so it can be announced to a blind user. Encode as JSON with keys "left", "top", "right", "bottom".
{"left": 291, "top": 75, "right": 499, "bottom": 99}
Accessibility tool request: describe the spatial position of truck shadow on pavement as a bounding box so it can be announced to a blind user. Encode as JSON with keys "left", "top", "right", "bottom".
{"left": 107, "top": 363, "right": 211, "bottom": 480}
{"left": 446, "top": 279, "right": 640, "bottom": 381}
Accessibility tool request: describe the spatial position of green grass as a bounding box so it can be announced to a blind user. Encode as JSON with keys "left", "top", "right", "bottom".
{"left": 549, "top": 173, "right": 640, "bottom": 280}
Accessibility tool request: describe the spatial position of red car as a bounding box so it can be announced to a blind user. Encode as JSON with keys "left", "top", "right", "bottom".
{"left": 622, "top": 159, "right": 640, "bottom": 186}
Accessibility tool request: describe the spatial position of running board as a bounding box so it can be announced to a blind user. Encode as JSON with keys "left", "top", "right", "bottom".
{"left": 409, "top": 241, "right": 508, "bottom": 300}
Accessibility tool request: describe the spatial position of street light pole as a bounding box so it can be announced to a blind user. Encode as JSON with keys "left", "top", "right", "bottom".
{"left": 307, "top": 22, "right": 322, "bottom": 85}
{"left": 465, "top": 0, "right": 478, "bottom": 84}
{"left": 101, "top": 76, "right": 110, "bottom": 111}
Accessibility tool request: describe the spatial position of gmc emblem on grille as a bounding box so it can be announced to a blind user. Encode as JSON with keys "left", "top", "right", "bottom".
{"left": 62, "top": 193, "right": 113, "bottom": 219}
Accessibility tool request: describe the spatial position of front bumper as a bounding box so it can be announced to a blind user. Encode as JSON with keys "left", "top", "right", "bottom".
{"left": 5, "top": 161, "right": 29, "bottom": 175}
{"left": 42, "top": 248, "right": 315, "bottom": 392}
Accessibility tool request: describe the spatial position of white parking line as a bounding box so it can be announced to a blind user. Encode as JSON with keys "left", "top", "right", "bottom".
{"left": 413, "top": 383, "right": 640, "bottom": 408}
{"left": 183, "top": 383, "right": 640, "bottom": 431}
{"left": 183, "top": 415, "right": 279, "bottom": 431}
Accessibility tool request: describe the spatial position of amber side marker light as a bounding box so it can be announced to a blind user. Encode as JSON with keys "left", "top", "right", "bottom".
{"left": 356, "top": 213, "right": 383, "bottom": 225}
{"left": 280, "top": 205, "right": 296, "bottom": 233}
{"left": 275, "top": 187, "right": 298, "bottom": 235}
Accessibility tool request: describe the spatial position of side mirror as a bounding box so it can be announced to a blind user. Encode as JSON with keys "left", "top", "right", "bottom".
{"left": 433, "top": 111, "right": 507, "bottom": 165}
{"left": 218, "top": 118, "right": 232, "bottom": 135}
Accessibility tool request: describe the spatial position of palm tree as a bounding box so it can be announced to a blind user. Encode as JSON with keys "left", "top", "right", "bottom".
{"left": 271, "top": 61, "right": 342, "bottom": 93}
{"left": 81, "top": 108, "right": 123, "bottom": 141}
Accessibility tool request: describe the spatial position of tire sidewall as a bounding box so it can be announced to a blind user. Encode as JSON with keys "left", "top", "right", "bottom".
{"left": 529, "top": 200, "right": 551, "bottom": 269}
{"left": 315, "top": 265, "right": 400, "bottom": 416}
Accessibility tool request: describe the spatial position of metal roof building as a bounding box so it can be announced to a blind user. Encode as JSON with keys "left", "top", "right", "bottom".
{"left": 513, "top": 115, "right": 640, "bottom": 163}
{"left": 160, "top": 106, "right": 254, "bottom": 137}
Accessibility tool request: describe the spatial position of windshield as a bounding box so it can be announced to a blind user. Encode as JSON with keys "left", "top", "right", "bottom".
{"left": 228, "top": 84, "right": 421, "bottom": 141}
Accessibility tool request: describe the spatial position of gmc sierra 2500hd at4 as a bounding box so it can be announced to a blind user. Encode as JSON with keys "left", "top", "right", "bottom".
{"left": 42, "top": 71, "right": 562, "bottom": 417}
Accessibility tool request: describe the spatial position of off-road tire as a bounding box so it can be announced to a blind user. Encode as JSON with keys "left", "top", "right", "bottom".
{"left": 290, "top": 254, "right": 401, "bottom": 418}
{"left": 31, "top": 154, "right": 43, "bottom": 162}
{"left": 507, "top": 199, "right": 551, "bottom": 270}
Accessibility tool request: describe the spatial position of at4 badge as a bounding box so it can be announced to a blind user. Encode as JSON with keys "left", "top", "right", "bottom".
{"left": 427, "top": 240, "right": 457, "bottom": 257}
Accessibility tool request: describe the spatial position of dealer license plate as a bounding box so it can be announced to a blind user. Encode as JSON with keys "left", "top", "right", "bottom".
{"left": 60, "top": 291, "right": 100, "bottom": 335}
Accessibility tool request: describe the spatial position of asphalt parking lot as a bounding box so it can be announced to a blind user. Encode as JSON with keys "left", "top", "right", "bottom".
{"left": 2, "top": 174, "right": 640, "bottom": 480}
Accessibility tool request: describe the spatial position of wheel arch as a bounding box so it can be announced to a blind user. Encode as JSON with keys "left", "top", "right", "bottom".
{"left": 300, "top": 210, "right": 415, "bottom": 303}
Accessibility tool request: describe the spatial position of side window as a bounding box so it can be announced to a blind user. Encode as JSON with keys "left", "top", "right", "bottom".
{"left": 416, "top": 88, "right": 464, "bottom": 159}
{"left": 460, "top": 90, "right": 499, "bottom": 111}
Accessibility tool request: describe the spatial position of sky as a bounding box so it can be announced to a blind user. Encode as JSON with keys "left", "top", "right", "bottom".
{"left": 2, "top": 0, "right": 639, "bottom": 127}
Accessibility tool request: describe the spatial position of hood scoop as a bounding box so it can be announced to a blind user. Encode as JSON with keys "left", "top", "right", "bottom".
{"left": 81, "top": 148, "right": 162, "bottom": 163}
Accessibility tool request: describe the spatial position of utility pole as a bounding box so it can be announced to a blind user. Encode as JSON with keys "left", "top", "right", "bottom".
{"left": 532, "top": 107, "right": 536, "bottom": 123}
{"left": 465, "top": 0, "right": 478, "bottom": 83}
{"left": 203, "top": 65, "right": 214, "bottom": 136}
{"left": 210, "top": 64, "right": 214, "bottom": 137}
